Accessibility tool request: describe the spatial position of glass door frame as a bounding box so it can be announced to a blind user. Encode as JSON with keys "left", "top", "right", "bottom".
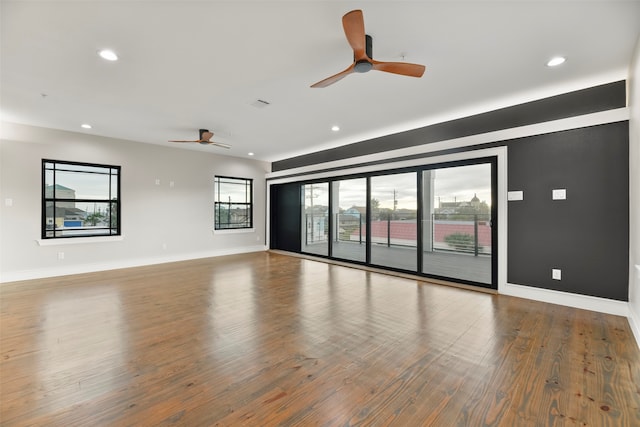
{"left": 419, "top": 157, "right": 498, "bottom": 288}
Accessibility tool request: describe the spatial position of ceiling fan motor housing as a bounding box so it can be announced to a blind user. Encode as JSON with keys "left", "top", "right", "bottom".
{"left": 354, "top": 60, "right": 373, "bottom": 73}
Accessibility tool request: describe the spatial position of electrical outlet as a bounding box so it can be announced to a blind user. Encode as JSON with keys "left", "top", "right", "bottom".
{"left": 552, "top": 268, "right": 562, "bottom": 280}
{"left": 57, "top": 252, "right": 65, "bottom": 260}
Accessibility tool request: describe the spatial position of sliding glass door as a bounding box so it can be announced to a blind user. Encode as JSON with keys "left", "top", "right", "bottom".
{"left": 370, "top": 172, "right": 417, "bottom": 271}
{"left": 278, "top": 157, "right": 496, "bottom": 289}
{"left": 331, "top": 178, "right": 367, "bottom": 262}
{"left": 422, "top": 163, "right": 493, "bottom": 285}
{"left": 301, "top": 182, "right": 329, "bottom": 256}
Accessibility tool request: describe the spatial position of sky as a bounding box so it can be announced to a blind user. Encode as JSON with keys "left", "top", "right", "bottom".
{"left": 433, "top": 163, "right": 491, "bottom": 208}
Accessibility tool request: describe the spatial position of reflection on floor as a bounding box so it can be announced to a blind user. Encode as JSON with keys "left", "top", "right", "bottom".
{"left": 302, "top": 240, "right": 491, "bottom": 285}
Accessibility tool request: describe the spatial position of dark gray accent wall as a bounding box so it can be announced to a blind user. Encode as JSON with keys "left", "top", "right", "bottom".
{"left": 506, "top": 122, "right": 629, "bottom": 300}
{"left": 270, "top": 183, "right": 301, "bottom": 252}
{"left": 272, "top": 80, "right": 625, "bottom": 172}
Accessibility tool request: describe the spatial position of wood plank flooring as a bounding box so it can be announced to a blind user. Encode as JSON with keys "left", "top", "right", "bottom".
{"left": 1, "top": 251, "right": 639, "bottom": 426}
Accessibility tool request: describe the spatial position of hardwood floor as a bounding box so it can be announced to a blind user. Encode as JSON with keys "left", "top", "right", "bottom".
{"left": 1, "top": 251, "right": 639, "bottom": 426}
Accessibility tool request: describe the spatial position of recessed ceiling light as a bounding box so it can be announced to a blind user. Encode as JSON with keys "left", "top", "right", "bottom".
{"left": 98, "top": 49, "right": 118, "bottom": 61}
{"left": 81, "top": 123, "right": 92, "bottom": 129}
{"left": 546, "top": 56, "right": 566, "bottom": 67}
{"left": 331, "top": 125, "right": 340, "bottom": 132}
{"left": 248, "top": 152, "right": 254, "bottom": 156}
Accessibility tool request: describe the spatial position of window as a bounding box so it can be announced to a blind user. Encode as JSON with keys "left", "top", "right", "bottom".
{"left": 42, "top": 160, "right": 121, "bottom": 239}
{"left": 214, "top": 176, "right": 253, "bottom": 230}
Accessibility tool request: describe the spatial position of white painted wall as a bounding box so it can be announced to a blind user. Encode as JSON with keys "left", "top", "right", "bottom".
{"left": 0, "top": 122, "right": 269, "bottom": 282}
{"left": 629, "top": 35, "right": 640, "bottom": 345}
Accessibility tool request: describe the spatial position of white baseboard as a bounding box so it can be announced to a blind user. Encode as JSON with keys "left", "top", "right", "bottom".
{"left": 501, "top": 282, "right": 629, "bottom": 317}
{"left": 0, "top": 245, "right": 267, "bottom": 283}
{"left": 628, "top": 305, "right": 640, "bottom": 351}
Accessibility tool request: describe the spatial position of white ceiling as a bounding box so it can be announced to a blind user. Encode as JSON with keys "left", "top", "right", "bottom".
{"left": 2, "top": 1, "right": 639, "bottom": 163}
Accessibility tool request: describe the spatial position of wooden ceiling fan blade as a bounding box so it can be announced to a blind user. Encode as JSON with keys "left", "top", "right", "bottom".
{"left": 311, "top": 64, "right": 356, "bottom": 88}
{"left": 342, "top": 10, "right": 368, "bottom": 61}
{"left": 211, "top": 141, "right": 231, "bottom": 149}
{"left": 371, "top": 60, "right": 425, "bottom": 77}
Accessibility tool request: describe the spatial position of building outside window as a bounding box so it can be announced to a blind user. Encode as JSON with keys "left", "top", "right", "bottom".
{"left": 214, "top": 176, "right": 253, "bottom": 230}
{"left": 42, "top": 159, "right": 120, "bottom": 239}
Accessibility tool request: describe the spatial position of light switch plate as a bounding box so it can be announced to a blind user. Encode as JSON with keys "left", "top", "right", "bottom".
{"left": 552, "top": 189, "right": 566, "bottom": 200}
{"left": 508, "top": 190, "right": 524, "bottom": 201}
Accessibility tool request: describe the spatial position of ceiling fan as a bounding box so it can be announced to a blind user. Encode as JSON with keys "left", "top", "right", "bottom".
{"left": 169, "top": 129, "right": 231, "bottom": 148}
{"left": 311, "top": 9, "right": 426, "bottom": 88}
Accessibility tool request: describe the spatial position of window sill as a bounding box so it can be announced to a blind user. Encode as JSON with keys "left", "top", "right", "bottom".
{"left": 36, "top": 235, "right": 124, "bottom": 246}
{"left": 212, "top": 228, "right": 255, "bottom": 235}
